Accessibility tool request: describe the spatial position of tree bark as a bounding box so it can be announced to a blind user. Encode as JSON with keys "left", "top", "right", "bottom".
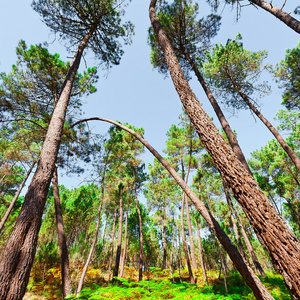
{"left": 181, "top": 194, "right": 195, "bottom": 283}
{"left": 149, "top": 1, "right": 300, "bottom": 297}
{"left": 133, "top": 170, "right": 144, "bottom": 281}
{"left": 161, "top": 205, "right": 168, "bottom": 270}
{"left": 184, "top": 52, "right": 251, "bottom": 174}
{"left": 52, "top": 166, "right": 73, "bottom": 298}
{"left": 0, "top": 162, "right": 35, "bottom": 235}
{"left": 249, "top": 0, "right": 300, "bottom": 34}
{"left": 0, "top": 31, "right": 92, "bottom": 300}
{"left": 120, "top": 202, "right": 129, "bottom": 278}
{"left": 112, "top": 186, "right": 123, "bottom": 280}
{"left": 196, "top": 221, "right": 208, "bottom": 285}
{"left": 108, "top": 207, "right": 117, "bottom": 282}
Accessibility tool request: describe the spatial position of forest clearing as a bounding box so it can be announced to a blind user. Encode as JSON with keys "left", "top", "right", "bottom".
{"left": 0, "top": 0, "right": 299, "bottom": 299}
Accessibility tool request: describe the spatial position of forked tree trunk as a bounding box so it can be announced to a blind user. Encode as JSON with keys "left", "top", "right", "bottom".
{"left": 52, "top": 167, "right": 73, "bottom": 298}
{"left": 113, "top": 188, "right": 124, "bottom": 280}
{"left": 181, "top": 194, "right": 195, "bottom": 283}
{"left": 249, "top": 0, "right": 300, "bottom": 34}
{"left": 120, "top": 202, "right": 129, "bottom": 278}
{"left": 149, "top": 1, "right": 300, "bottom": 298}
{"left": 108, "top": 207, "right": 117, "bottom": 282}
{"left": 0, "top": 31, "right": 92, "bottom": 300}
{"left": 72, "top": 117, "right": 273, "bottom": 299}
{"left": 184, "top": 52, "right": 251, "bottom": 174}
{"left": 0, "top": 162, "right": 35, "bottom": 234}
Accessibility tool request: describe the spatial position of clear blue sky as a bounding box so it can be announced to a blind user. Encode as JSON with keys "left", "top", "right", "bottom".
{"left": 0, "top": 0, "right": 299, "bottom": 191}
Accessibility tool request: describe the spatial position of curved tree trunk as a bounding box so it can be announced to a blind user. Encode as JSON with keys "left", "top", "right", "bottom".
{"left": 0, "top": 31, "right": 92, "bottom": 300}
{"left": 53, "top": 167, "right": 73, "bottom": 298}
{"left": 0, "top": 162, "right": 35, "bottom": 235}
{"left": 184, "top": 52, "right": 251, "bottom": 174}
{"left": 249, "top": 0, "right": 300, "bottom": 34}
{"left": 149, "top": 1, "right": 300, "bottom": 297}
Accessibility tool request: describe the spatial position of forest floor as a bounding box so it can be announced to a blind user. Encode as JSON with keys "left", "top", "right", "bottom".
{"left": 24, "top": 267, "right": 291, "bottom": 299}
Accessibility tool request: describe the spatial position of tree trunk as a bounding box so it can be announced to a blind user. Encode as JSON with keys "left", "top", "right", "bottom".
{"left": 0, "top": 31, "right": 92, "bottom": 300}
{"left": 149, "top": 1, "right": 300, "bottom": 298}
{"left": 108, "top": 207, "right": 117, "bottom": 282}
{"left": 196, "top": 221, "right": 208, "bottom": 285}
{"left": 77, "top": 168, "right": 106, "bottom": 295}
{"left": 176, "top": 220, "right": 183, "bottom": 283}
{"left": 133, "top": 172, "right": 144, "bottom": 281}
{"left": 249, "top": 0, "right": 300, "bottom": 34}
{"left": 230, "top": 74, "right": 300, "bottom": 173}
{"left": 181, "top": 194, "right": 195, "bottom": 283}
{"left": 162, "top": 205, "right": 167, "bottom": 270}
{"left": 52, "top": 167, "right": 73, "bottom": 298}
{"left": 120, "top": 202, "right": 129, "bottom": 278}
{"left": 112, "top": 187, "right": 123, "bottom": 280}
{"left": 0, "top": 162, "right": 35, "bottom": 234}
{"left": 184, "top": 52, "right": 251, "bottom": 174}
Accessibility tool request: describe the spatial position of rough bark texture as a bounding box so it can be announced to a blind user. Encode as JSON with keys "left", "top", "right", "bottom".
{"left": 53, "top": 167, "right": 73, "bottom": 297}
{"left": 181, "top": 194, "right": 195, "bottom": 283}
{"left": 0, "top": 32, "right": 91, "bottom": 300}
{"left": 113, "top": 190, "right": 123, "bottom": 280}
{"left": 249, "top": 0, "right": 300, "bottom": 34}
{"left": 185, "top": 53, "right": 251, "bottom": 174}
{"left": 149, "top": 1, "right": 300, "bottom": 298}
{"left": 0, "top": 162, "right": 35, "bottom": 234}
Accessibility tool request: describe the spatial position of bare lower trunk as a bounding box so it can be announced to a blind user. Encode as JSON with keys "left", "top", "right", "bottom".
{"left": 113, "top": 190, "right": 123, "bottom": 280}
{"left": 181, "top": 194, "right": 195, "bottom": 283}
{"left": 0, "top": 162, "right": 35, "bottom": 234}
{"left": 150, "top": 1, "right": 300, "bottom": 298}
{"left": 53, "top": 167, "right": 73, "bottom": 298}
{"left": 176, "top": 220, "right": 183, "bottom": 283}
{"left": 196, "top": 221, "right": 208, "bottom": 285}
{"left": 108, "top": 208, "right": 117, "bottom": 282}
{"left": 120, "top": 202, "right": 129, "bottom": 278}
{"left": 249, "top": 0, "right": 300, "bottom": 34}
{"left": 77, "top": 177, "right": 105, "bottom": 295}
{"left": 0, "top": 32, "right": 92, "bottom": 300}
{"left": 162, "top": 205, "right": 167, "bottom": 270}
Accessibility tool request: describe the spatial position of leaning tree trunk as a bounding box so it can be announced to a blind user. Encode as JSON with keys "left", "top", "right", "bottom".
{"left": 52, "top": 166, "right": 73, "bottom": 298}
{"left": 149, "top": 1, "right": 300, "bottom": 298}
{"left": 0, "top": 31, "right": 92, "bottom": 300}
{"left": 248, "top": 0, "right": 300, "bottom": 34}
{"left": 184, "top": 52, "right": 251, "bottom": 174}
{"left": 120, "top": 202, "right": 129, "bottom": 278}
{"left": 230, "top": 75, "right": 300, "bottom": 173}
{"left": 108, "top": 207, "right": 117, "bottom": 282}
{"left": 71, "top": 117, "right": 273, "bottom": 299}
{"left": 0, "top": 162, "right": 35, "bottom": 234}
{"left": 113, "top": 187, "right": 124, "bottom": 280}
{"left": 181, "top": 194, "right": 195, "bottom": 283}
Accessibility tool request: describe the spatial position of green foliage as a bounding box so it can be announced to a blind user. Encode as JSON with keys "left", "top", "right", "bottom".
{"left": 273, "top": 42, "right": 300, "bottom": 110}
{"left": 203, "top": 34, "right": 270, "bottom": 112}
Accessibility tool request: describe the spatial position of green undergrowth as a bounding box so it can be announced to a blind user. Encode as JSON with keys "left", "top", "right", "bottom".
{"left": 65, "top": 272, "right": 291, "bottom": 300}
